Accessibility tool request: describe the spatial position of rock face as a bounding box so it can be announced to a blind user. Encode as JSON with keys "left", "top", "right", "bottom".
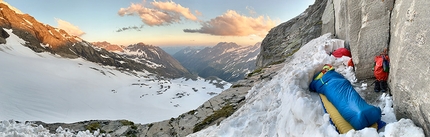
{"left": 256, "top": 0, "right": 328, "bottom": 68}
{"left": 323, "top": 0, "right": 430, "bottom": 135}
{"left": 322, "top": 0, "right": 394, "bottom": 79}
{"left": 174, "top": 42, "right": 260, "bottom": 82}
{"left": 389, "top": 0, "right": 430, "bottom": 135}
{"left": 0, "top": 28, "right": 9, "bottom": 44}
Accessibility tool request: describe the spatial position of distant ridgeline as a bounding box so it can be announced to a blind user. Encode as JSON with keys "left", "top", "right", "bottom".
{"left": 173, "top": 42, "right": 260, "bottom": 82}
{"left": 0, "top": 3, "right": 190, "bottom": 78}
{"left": 92, "top": 42, "right": 191, "bottom": 78}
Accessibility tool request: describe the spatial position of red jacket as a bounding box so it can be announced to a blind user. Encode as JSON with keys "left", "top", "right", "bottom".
{"left": 374, "top": 55, "right": 389, "bottom": 81}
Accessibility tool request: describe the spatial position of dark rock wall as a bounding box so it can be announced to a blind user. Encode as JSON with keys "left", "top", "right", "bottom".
{"left": 256, "top": 0, "right": 327, "bottom": 68}
{"left": 323, "top": 0, "right": 430, "bottom": 135}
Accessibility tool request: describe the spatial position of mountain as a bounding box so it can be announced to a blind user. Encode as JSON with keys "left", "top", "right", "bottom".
{"left": 0, "top": 28, "right": 230, "bottom": 124}
{"left": 92, "top": 41, "right": 191, "bottom": 78}
{"left": 0, "top": 1, "right": 230, "bottom": 126}
{"left": 159, "top": 46, "right": 208, "bottom": 56}
{"left": 0, "top": 3, "right": 187, "bottom": 78}
{"left": 91, "top": 41, "right": 124, "bottom": 52}
{"left": 3, "top": 34, "right": 424, "bottom": 136}
{"left": 173, "top": 42, "right": 260, "bottom": 82}
{"left": 1, "top": 0, "right": 428, "bottom": 136}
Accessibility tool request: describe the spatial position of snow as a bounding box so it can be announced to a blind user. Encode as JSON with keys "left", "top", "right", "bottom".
{"left": 0, "top": 28, "right": 229, "bottom": 130}
{"left": 0, "top": 32, "right": 424, "bottom": 136}
{"left": 100, "top": 54, "right": 110, "bottom": 58}
{"left": 23, "top": 18, "right": 33, "bottom": 26}
{"left": 121, "top": 48, "right": 165, "bottom": 69}
{"left": 188, "top": 34, "right": 424, "bottom": 137}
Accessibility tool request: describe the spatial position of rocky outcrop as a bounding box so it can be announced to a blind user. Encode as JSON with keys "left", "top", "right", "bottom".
{"left": 322, "top": 0, "right": 394, "bottom": 79}
{"left": 0, "top": 3, "right": 77, "bottom": 53}
{"left": 256, "top": 0, "right": 328, "bottom": 68}
{"left": 0, "top": 28, "right": 9, "bottom": 44}
{"left": 389, "top": 0, "right": 430, "bottom": 135}
{"left": 323, "top": 0, "right": 430, "bottom": 135}
{"left": 91, "top": 41, "right": 124, "bottom": 52}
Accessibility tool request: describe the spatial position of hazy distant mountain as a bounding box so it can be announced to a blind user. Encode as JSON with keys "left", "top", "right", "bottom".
{"left": 92, "top": 42, "right": 191, "bottom": 78}
{"left": 173, "top": 42, "right": 260, "bottom": 82}
{"left": 160, "top": 46, "right": 208, "bottom": 55}
{"left": 0, "top": 3, "right": 189, "bottom": 78}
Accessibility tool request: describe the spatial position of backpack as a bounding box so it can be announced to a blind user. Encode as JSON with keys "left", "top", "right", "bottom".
{"left": 382, "top": 55, "right": 389, "bottom": 72}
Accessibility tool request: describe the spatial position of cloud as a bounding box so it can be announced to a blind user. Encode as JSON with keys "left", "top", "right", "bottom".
{"left": 116, "top": 25, "right": 144, "bottom": 32}
{"left": 151, "top": 1, "right": 197, "bottom": 21}
{"left": 195, "top": 10, "right": 202, "bottom": 16}
{"left": 55, "top": 19, "right": 85, "bottom": 37}
{"left": 183, "top": 10, "right": 278, "bottom": 37}
{"left": 118, "top": 1, "right": 198, "bottom": 26}
{"left": 246, "top": 6, "right": 256, "bottom": 15}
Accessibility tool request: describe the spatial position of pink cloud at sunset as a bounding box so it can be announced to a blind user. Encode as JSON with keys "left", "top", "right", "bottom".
{"left": 183, "top": 10, "right": 278, "bottom": 37}
{"left": 118, "top": 1, "right": 198, "bottom": 26}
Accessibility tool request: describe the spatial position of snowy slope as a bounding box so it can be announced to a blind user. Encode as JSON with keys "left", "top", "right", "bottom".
{"left": 0, "top": 29, "right": 230, "bottom": 124}
{"left": 188, "top": 34, "right": 424, "bottom": 137}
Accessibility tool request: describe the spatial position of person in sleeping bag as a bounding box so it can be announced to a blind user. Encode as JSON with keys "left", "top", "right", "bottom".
{"left": 309, "top": 64, "right": 383, "bottom": 130}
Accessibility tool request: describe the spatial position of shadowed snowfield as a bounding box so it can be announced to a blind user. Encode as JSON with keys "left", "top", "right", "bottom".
{"left": 0, "top": 29, "right": 229, "bottom": 125}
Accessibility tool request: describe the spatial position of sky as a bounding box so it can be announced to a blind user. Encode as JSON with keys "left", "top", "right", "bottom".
{"left": 0, "top": 28, "right": 230, "bottom": 124}
{"left": 0, "top": 30, "right": 425, "bottom": 136}
{"left": 4, "top": 0, "right": 315, "bottom": 47}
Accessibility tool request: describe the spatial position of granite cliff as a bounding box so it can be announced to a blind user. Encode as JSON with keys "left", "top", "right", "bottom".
{"left": 258, "top": 0, "right": 430, "bottom": 135}
{"left": 320, "top": 0, "right": 430, "bottom": 135}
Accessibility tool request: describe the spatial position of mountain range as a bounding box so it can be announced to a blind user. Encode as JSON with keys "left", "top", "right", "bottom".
{"left": 92, "top": 42, "right": 191, "bottom": 78}
{"left": 0, "top": 1, "right": 230, "bottom": 125}
{"left": 2, "top": 0, "right": 429, "bottom": 136}
{"left": 0, "top": 3, "right": 189, "bottom": 78}
{"left": 0, "top": 0, "right": 261, "bottom": 82}
{"left": 173, "top": 42, "right": 260, "bottom": 82}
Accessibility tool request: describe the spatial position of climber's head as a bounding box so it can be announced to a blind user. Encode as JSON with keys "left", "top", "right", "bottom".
{"left": 321, "top": 64, "right": 333, "bottom": 73}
